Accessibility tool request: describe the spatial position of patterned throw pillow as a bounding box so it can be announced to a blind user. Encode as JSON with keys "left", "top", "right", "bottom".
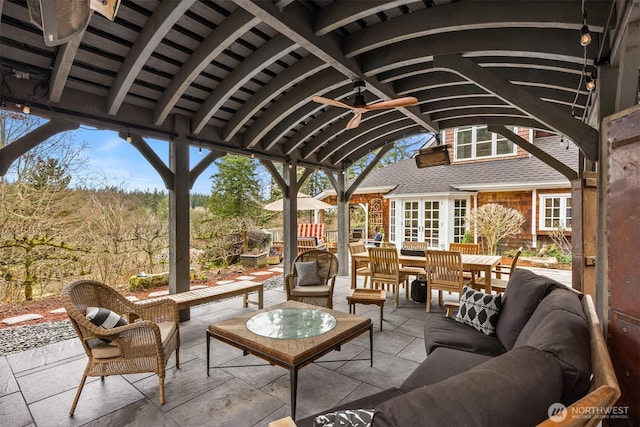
{"left": 86, "top": 307, "right": 128, "bottom": 329}
{"left": 455, "top": 286, "right": 502, "bottom": 336}
{"left": 314, "top": 408, "right": 374, "bottom": 427}
{"left": 296, "top": 260, "right": 322, "bottom": 286}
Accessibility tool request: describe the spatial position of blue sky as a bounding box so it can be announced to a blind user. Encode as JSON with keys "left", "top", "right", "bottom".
{"left": 75, "top": 126, "right": 218, "bottom": 194}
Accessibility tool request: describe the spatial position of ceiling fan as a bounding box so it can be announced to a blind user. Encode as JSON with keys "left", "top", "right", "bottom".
{"left": 312, "top": 81, "right": 418, "bottom": 130}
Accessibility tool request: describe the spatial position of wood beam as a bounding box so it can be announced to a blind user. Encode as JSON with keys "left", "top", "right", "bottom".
{"left": 107, "top": 0, "right": 194, "bottom": 115}
{"left": 121, "top": 132, "right": 174, "bottom": 190}
{"left": 0, "top": 119, "right": 79, "bottom": 176}
{"left": 48, "top": 20, "right": 86, "bottom": 103}
{"left": 192, "top": 35, "right": 298, "bottom": 134}
{"left": 318, "top": 112, "right": 408, "bottom": 162}
{"left": 232, "top": 0, "right": 438, "bottom": 132}
{"left": 363, "top": 28, "right": 599, "bottom": 76}
{"left": 222, "top": 56, "right": 328, "bottom": 141}
{"left": 487, "top": 125, "right": 578, "bottom": 181}
{"left": 242, "top": 68, "right": 346, "bottom": 149}
{"left": 154, "top": 9, "right": 259, "bottom": 126}
{"left": 434, "top": 54, "right": 599, "bottom": 161}
{"left": 345, "top": 1, "right": 609, "bottom": 57}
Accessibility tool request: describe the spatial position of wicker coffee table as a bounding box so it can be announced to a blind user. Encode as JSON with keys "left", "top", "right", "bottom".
{"left": 206, "top": 300, "right": 373, "bottom": 419}
{"left": 347, "top": 288, "right": 386, "bottom": 331}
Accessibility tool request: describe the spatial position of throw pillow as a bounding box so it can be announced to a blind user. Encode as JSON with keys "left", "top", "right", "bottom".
{"left": 455, "top": 286, "right": 502, "bottom": 336}
{"left": 86, "top": 307, "right": 128, "bottom": 329}
{"left": 314, "top": 409, "right": 374, "bottom": 427}
{"left": 296, "top": 260, "right": 322, "bottom": 286}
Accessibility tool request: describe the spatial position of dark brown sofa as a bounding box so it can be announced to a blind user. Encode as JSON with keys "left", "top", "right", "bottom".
{"left": 284, "top": 269, "right": 619, "bottom": 427}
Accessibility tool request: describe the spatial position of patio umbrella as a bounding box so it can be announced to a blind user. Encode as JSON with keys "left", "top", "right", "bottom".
{"left": 263, "top": 193, "right": 333, "bottom": 211}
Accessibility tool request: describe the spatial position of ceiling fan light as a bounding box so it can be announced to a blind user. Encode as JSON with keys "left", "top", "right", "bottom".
{"left": 580, "top": 25, "right": 592, "bottom": 46}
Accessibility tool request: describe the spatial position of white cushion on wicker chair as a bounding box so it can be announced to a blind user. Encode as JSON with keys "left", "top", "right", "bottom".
{"left": 91, "top": 321, "right": 176, "bottom": 359}
{"left": 290, "top": 285, "right": 331, "bottom": 297}
{"left": 92, "top": 342, "right": 122, "bottom": 359}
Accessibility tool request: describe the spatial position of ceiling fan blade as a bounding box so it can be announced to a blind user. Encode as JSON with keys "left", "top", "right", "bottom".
{"left": 346, "top": 111, "right": 362, "bottom": 129}
{"left": 364, "top": 96, "right": 419, "bottom": 110}
{"left": 312, "top": 96, "right": 353, "bottom": 110}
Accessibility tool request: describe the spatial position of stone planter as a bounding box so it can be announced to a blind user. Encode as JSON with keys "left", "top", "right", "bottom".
{"left": 240, "top": 251, "right": 268, "bottom": 267}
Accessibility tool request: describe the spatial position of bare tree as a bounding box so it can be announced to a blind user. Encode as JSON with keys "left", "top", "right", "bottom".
{"left": 0, "top": 182, "right": 89, "bottom": 300}
{"left": 466, "top": 203, "right": 525, "bottom": 255}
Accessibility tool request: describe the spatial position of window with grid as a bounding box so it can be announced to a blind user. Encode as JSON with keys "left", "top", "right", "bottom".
{"left": 453, "top": 199, "right": 468, "bottom": 242}
{"left": 454, "top": 125, "right": 518, "bottom": 160}
{"left": 540, "top": 194, "right": 572, "bottom": 230}
{"left": 389, "top": 200, "right": 396, "bottom": 242}
{"left": 403, "top": 201, "right": 419, "bottom": 241}
{"left": 423, "top": 201, "right": 439, "bottom": 247}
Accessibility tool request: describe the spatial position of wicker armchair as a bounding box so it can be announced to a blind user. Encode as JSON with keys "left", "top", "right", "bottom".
{"left": 61, "top": 279, "right": 180, "bottom": 415}
{"left": 285, "top": 250, "right": 338, "bottom": 308}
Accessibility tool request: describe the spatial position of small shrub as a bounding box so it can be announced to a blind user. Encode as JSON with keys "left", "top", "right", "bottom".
{"left": 128, "top": 272, "right": 169, "bottom": 291}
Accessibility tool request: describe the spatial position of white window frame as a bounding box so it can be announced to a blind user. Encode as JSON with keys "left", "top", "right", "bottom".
{"left": 453, "top": 125, "right": 518, "bottom": 161}
{"left": 539, "top": 194, "right": 572, "bottom": 231}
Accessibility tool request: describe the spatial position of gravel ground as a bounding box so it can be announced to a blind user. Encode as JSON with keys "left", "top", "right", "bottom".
{"left": 0, "top": 276, "right": 285, "bottom": 356}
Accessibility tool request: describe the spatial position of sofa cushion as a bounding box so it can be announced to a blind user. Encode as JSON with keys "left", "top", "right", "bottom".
{"left": 496, "top": 268, "right": 563, "bottom": 350}
{"left": 424, "top": 314, "right": 506, "bottom": 357}
{"left": 455, "top": 286, "right": 502, "bottom": 336}
{"left": 400, "top": 347, "right": 493, "bottom": 392}
{"left": 373, "top": 346, "right": 564, "bottom": 427}
{"left": 515, "top": 289, "right": 591, "bottom": 405}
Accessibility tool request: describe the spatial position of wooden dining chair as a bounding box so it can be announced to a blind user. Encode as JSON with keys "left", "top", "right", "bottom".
{"left": 348, "top": 242, "right": 370, "bottom": 288}
{"left": 368, "top": 247, "right": 410, "bottom": 307}
{"left": 475, "top": 247, "right": 523, "bottom": 293}
{"left": 448, "top": 242, "right": 480, "bottom": 254}
{"left": 425, "top": 250, "right": 464, "bottom": 312}
{"left": 449, "top": 242, "right": 481, "bottom": 282}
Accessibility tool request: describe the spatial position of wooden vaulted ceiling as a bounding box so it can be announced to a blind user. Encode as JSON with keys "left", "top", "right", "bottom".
{"left": 0, "top": 0, "right": 615, "bottom": 173}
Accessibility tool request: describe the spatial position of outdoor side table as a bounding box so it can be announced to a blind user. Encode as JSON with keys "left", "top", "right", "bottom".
{"left": 347, "top": 288, "right": 386, "bottom": 331}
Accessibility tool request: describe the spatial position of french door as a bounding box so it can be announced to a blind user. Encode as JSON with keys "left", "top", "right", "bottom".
{"left": 402, "top": 200, "right": 440, "bottom": 247}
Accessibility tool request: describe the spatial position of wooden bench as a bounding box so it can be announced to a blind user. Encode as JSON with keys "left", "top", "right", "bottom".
{"left": 161, "top": 280, "right": 264, "bottom": 310}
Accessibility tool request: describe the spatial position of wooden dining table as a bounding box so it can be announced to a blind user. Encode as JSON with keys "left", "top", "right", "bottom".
{"left": 350, "top": 251, "right": 502, "bottom": 294}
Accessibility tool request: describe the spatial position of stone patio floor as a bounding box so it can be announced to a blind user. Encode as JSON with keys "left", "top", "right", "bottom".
{"left": 0, "top": 267, "right": 570, "bottom": 427}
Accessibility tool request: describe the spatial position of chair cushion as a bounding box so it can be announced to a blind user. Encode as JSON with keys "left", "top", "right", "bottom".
{"left": 296, "top": 260, "right": 322, "bottom": 286}
{"left": 455, "top": 286, "right": 502, "bottom": 336}
{"left": 158, "top": 321, "right": 177, "bottom": 346}
{"left": 290, "top": 285, "right": 331, "bottom": 297}
{"left": 92, "top": 342, "right": 122, "bottom": 359}
{"left": 91, "top": 321, "right": 176, "bottom": 359}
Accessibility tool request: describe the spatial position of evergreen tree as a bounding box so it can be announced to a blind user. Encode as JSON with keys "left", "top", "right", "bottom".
{"left": 208, "top": 155, "right": 263, "bottom": 220}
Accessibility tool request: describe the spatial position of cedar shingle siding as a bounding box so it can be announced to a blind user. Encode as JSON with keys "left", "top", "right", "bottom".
{"left": 339, "top": 132, "right": 577, "bottom": 251}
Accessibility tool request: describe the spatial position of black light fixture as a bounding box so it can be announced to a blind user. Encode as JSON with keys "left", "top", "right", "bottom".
{"left": 126, "top": 129, "right": 132, "bottom": 142}
{"left": 415, "top": 144, "right": 451, "bottom": 168}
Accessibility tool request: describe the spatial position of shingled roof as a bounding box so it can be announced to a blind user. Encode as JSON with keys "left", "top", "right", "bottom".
{"left": 357, "top": 135, "right": 578, "bottom": 196}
